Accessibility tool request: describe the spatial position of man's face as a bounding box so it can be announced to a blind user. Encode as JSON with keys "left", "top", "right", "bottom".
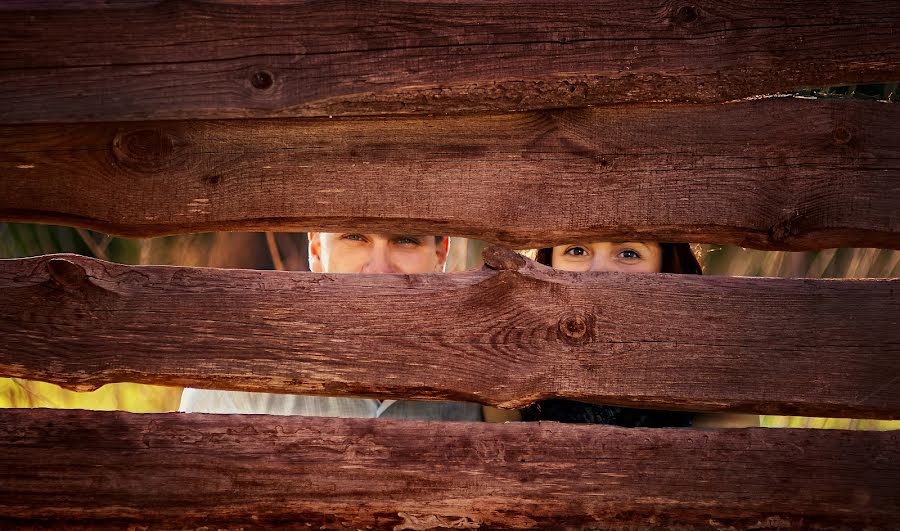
{"left": 308, "top": 232, "right": 449, "bottom": 274}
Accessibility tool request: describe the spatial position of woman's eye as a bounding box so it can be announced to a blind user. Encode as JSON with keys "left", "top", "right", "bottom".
{"left": 618, "top": 249, "right": 641, "bottom": 260}
{"left": 564, "top": 246, "right": 589, "bottom": 257}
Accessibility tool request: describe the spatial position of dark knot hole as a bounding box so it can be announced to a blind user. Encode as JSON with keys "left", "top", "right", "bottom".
{"left": 251, "top": 71, "right": 275, "bottom": 90}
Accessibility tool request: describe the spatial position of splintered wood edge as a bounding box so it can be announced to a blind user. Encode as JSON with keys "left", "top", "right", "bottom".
{"left": 1, "top": 253, "right": 898, "bottom": 419}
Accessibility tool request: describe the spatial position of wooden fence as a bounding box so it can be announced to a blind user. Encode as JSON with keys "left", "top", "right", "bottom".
{"left": 1, "top": 1, "right": 899, "bottom": 528}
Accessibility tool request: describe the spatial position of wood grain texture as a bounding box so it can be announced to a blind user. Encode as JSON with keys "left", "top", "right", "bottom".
{"left": 1, "top": 409, "right": 898, "bottom": 529}
{"left": 1, "top": 251, "right": 898, "bottom": 419}
{"left": 0, "top": 1, "right": 898, "bottom": 123}
{"left": 2, "top": 98, "right": 898, "bottom": 250}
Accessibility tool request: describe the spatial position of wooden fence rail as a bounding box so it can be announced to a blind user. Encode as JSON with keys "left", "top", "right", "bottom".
{"left": 2, "top": 98, "right": 898, "bottom": 250}
{"left": 2, "top": 251, "right": 897, "bottom": 419}
{"left": 1, "top": 409, "right": 897, "bottom": 529}
{"left": 1, "top": 1, "right": 898, "bottom": 123}
{"left": 2, "top": 1, "right": 899, "bottom": 528}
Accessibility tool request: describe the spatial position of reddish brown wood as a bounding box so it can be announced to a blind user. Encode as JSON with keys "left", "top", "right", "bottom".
{"left": 0, "top": 409, "right": 897, "bottom": 529}
{"left": 1, "top": 251, "right": 897, "bottom": 419}
{"left": 0, "top": 1, "right": 898, "bottom": 123}
{"left": 2, "top": 98, "right": 898, "bottom": 250}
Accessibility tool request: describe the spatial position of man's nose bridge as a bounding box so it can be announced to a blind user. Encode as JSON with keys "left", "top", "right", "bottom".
{"left": 365, "top": 241, "right": 393, "bottom": 272}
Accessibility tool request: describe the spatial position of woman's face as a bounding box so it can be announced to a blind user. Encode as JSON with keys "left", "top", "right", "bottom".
{"left": 551, "top": 242, "right": 663, "bottom": 273}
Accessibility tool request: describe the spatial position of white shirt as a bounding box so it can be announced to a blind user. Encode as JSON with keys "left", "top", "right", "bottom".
{"left": 179, "top": 388, "right": 483, "bottom": 421}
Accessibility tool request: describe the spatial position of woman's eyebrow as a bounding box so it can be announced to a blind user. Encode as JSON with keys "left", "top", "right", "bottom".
{"left": 610, "top": 241, "right": 651, "bottom": 246}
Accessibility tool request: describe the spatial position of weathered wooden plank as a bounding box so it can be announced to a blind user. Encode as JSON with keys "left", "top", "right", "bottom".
{"left": 1, "top": 251, "right": 898, "bottom": 419}
{"left": 2, "top": 98, "right": 898, "bottom": 250}
{"left": 0, "top": 409, "right": 897, "bottom": 529}
{"left": 0, "top": 1, "right": 898, "bottom": 123}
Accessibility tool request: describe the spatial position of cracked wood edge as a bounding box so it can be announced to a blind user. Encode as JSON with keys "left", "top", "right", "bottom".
{"left": 0, "top": 1, "right": 898, "bottom": 122}
{"left": 2, "top": 98, "right": 898, "bottom": 250}
{"left": 1, "top": 250, "right": 898, "bottom": 418}
{"left": 0, "top": 409, "right": 898, "bottom": 528}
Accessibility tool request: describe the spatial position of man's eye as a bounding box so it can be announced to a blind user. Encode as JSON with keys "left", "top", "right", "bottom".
{"left": 564, "top": 246, "right": 589, "bottom": 257}
{"left": 618, "top": 249, "right": 641, "bottom": 260}
{"left": 341, "top": 233, "right": 367, "bottom": 242}
{"left": 394, "top": 236, "right": 421, "bottom": 246}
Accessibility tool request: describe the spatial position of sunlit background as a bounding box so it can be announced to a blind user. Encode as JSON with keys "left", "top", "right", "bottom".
{"left": 2, "top": 221, "right": 897, "bottom": 430}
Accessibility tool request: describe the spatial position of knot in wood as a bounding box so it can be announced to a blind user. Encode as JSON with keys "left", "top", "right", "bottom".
{"left": 251, "top": 70, "right": 274, "bottom": 90}
{"left": 675, "top": 5, "right": 699, "bottom": 24}
{"left": 832, "top": 126, "right": 853, "bottom": 145}
{"left": 558, "top": 313, "right": 592, "bottom": 344}
{"left": 482, "top": 245, "right": 526, "bottom": 271}
{"left": 768, "top": 213, "right": 803, "bottom": 246}
{"left": 112, "top": 129, "right": 175, "bottom": 171}
{"left": 46, "top": 258, "right": 88, "bottom": 291}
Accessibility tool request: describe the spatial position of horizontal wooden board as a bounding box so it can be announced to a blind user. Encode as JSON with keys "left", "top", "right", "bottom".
{"left": 1, "top": 251, "right": 898, "bottom": 419}
{"left": 0, "top": 1, "right": 898, "bottom": 123}
{"left": 2, "top": 98, "right": 898, "bottom": 250}
{"left": 0, "top": 409, "right": 897, "bottom": 529}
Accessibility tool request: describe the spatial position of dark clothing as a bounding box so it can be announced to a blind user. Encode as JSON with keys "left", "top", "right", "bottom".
{"left": 520, "top": 399, "right": 694, "bottom": 428}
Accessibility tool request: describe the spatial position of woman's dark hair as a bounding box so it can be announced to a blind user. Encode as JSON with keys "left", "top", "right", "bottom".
{"left": 534, "top": 242, "right": 701, "bottom": 275}
{"left": 521, "top": 241, "right": 701, "bottom": 427}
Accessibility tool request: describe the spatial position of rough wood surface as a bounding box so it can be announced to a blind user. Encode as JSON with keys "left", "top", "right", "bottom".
{"left": 0, "top": 409, "right": 897, "bottom": 529}
{"left": 1, "top": 251, "right": 898, "bottom": 419}
{"left": 0, "top": 1, "right": 898, "bottom": 123}
{"left": 2, "top": 98, "right": 898, "bottom": 250}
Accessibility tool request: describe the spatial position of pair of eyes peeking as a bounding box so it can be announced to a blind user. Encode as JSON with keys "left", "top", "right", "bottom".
{"left": 339, "top": 233, "right": 647, "bottom": 262}
{"left": 560, "top": 245, "right": 643, "bottom": 261}
{"left": 339, "top": 233, "right": 424, "bottom": 247}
